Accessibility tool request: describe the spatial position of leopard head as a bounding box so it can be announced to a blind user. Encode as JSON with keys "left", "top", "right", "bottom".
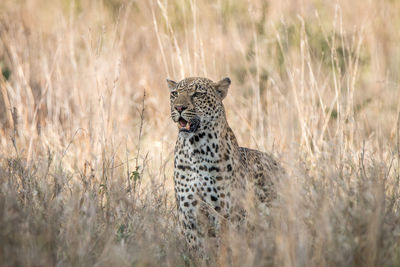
{"left": 166, "top": 77, "right": 231, "bottom": 135}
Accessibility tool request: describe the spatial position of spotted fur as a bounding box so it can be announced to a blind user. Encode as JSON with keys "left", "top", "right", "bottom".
{"left": 167, "top": 77, "right": 283, "bottom": 250}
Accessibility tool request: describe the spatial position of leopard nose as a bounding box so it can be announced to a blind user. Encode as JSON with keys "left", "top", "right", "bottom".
{"left": 175, "top": 105, "right": 187, "bottom": 112}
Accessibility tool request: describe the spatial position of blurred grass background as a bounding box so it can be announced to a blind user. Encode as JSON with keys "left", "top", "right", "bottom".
{"left": 1, "top": 0, "right": 400, "bottom": 266}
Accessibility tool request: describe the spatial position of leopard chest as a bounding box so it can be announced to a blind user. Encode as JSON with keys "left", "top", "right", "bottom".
{"left": 173, "top": 133, "right": 234, "bottom": 219}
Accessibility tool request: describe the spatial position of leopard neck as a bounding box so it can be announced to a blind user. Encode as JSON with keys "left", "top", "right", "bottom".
{"left": 176, "top": 114, "right": 239, "bottom": 162}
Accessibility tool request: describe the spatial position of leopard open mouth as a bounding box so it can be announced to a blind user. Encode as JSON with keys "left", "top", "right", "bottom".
{"left": 177, "top": 117, "right": 200, "bottom": 133}
{"left": 178, "top": 118, "right": 190, "bottom": 131}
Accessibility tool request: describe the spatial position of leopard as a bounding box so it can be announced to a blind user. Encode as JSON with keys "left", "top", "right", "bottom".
{"left": 167, "top": 76, "right": 284, "bottom": 251}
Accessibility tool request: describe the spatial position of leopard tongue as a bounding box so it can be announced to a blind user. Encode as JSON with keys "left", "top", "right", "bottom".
{"left": 179, "top": 120, "right": 187, "bottom": 127}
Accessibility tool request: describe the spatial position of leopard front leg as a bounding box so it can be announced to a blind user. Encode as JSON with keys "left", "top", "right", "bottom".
{"left": 174, "top": 180, "right": 205, "bottom": 251}
{"left": 177, "top": 208, "right": 204, "bottom": 251}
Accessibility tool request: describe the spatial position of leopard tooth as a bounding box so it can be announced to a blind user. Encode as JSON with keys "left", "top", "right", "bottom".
{"left": 186, "top": 123, "right": 190, "bottom": 130}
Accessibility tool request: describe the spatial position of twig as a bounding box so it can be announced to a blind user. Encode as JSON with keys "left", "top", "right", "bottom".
{"left": 126, "top": 141, "right": 133, "bottom": 201}
{"left": 134, "top": 90, "right": 146, "bottom": 194}
{"left": 59, "top": 128, "right": 86, "bottom": 166}
{"left": 397, "top": 112, "right": 400, "bottom": 185}
{"left": 135, "top": 90, "right": 146, "bottom": 169}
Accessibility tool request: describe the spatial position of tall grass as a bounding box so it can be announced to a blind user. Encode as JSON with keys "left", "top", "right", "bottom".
{"left": 0, "top": 0, "right": 400, "bottom": 266}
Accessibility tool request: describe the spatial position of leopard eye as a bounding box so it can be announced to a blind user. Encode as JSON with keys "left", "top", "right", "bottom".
{"left": 193, "top": 92, "right": 205, "bottom": 98}
{"left": 171, "top": 91, "right": 178, "bottom": 97}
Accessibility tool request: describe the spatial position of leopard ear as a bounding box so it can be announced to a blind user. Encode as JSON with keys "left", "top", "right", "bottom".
{"left": 215, "top": 77, "right": 231, "bottom": 100}
{"left": 166, "top": 79, "right": 177, "bottom": 91}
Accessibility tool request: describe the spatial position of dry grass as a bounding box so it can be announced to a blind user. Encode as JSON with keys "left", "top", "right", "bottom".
{"left": 1, "top": 0, "right": 400, "bottom": 266}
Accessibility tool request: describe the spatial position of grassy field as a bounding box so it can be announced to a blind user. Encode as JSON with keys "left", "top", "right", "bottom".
{"left": 1, "top": 0, "right": 400, "bottom": 266}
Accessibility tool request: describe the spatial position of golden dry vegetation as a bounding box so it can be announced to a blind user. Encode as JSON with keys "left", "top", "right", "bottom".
{"left": 1, "top": 0, "right": 400, "bottom": 266}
